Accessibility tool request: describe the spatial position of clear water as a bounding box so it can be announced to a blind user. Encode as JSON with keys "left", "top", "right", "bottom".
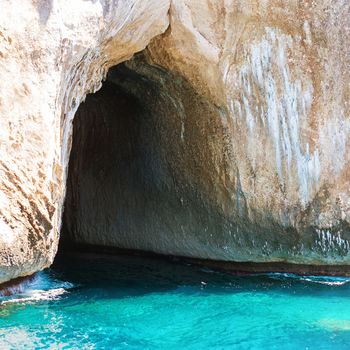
{"left": 1, "top": 253, "right": 350, "bottom": 350}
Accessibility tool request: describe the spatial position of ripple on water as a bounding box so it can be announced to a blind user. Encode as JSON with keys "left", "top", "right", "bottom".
{"left": 265, "top": 272, "right": 350, "bottom": 286}
{"left": 1, "top": 254, "right": 350, "bottom": 350}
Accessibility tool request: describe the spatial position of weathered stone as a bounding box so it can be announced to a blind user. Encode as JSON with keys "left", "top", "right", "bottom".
{"left": 0, "top": 0, "right": 169, "bottom": 283}
{"left": 149, "top": 0, "right": 350, "bottom": 263}
{"left": 145, "top": 0, "right": 350, "bottom": 265}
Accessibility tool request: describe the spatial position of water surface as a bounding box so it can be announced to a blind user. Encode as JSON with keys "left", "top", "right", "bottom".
{"left": 1, "top": 253, "right": 350, "bottom": 349}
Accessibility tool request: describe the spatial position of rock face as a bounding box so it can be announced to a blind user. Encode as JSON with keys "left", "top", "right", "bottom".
{"left": 144, "top": 0, "right": 350, "bottom": 264}
{"left": 63, "top": 57, "right": 234, "bottom": 259}
{"left": 0, "top": 0, "right": 169, "bottom": 284}
{"left": 1, "top": 0, "right": 350, "bottom": 283}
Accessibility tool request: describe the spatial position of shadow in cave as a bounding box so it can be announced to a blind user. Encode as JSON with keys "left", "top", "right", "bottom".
{"left": 56, "top": 57, "right": 350, "bottom": 279}
{"left": 60, "top": 64, "right": 155, "bottom": 253}
{"left": 55, "top": 57, "right": 350, "bottom": 279}
{"left": 58, "top": 53, "right": 231, "bottom": 262}
{"left": 51, "top": 251, "right": 341, "bottom": 301}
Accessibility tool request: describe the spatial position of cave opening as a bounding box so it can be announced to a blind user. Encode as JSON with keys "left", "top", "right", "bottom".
{"left": 60, "top": 58, "right": 170, "bottom": 255}
{"left": 58, "top": 54, "right": 230, "bottom": 261}
{"left": 60, "top": 82, "right": 138, "bottom": 252}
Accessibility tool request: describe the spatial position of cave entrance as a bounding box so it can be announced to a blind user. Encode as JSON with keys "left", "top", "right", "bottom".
{"left": 59, "top": 54, "right": 227, "bottom": 259}
{"left": 61, "top": 58, "right": 171, "bottom": 254}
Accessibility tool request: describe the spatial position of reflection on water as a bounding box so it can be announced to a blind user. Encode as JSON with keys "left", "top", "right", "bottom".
{"left": 1, "top": 252, "right": 350, "bottom": 349}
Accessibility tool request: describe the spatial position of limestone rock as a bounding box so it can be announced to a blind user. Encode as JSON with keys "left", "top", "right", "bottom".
{"left": 0, "top": 0, "right": 169, "bottom": 284}
{"left": 146, "top": 0, "right": 350, "bottom": 264}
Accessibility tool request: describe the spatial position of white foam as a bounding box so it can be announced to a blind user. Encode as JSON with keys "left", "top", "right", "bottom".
{"left": 300, "top": 277, "right": 350, "bottom": 286}
{"left": 266, "top": 272, "right": 350, "bottom": 286}
{"left": 1, "top": 288, "right": 67, "bottom": 305}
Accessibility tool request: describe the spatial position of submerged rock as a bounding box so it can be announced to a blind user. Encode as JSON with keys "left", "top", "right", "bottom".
{"left": 1, "top": 0, "right": 350, "bottom": 283}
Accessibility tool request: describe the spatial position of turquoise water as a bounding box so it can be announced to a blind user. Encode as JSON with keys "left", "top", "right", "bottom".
{"left": 1, "top": 253, "right": 350, "bottom": 349}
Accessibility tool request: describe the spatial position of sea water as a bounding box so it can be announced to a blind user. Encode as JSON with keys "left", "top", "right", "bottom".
{"left": 1, "top": 253, "right": 350, "bottom": 349}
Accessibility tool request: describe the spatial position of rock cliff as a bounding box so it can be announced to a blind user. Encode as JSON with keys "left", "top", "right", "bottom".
{"left": 0, "top": 0, "right": 169, "bottom": 283}
{"left": 1, "top": 0, "right": 350, "bottom": 283}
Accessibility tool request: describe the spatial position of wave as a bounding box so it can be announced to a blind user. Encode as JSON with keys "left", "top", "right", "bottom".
{"left": 0, "top": 272, "right": 76, "bottom": 306}
{"left": 265, "top": 272, "right": 350, "bottom": 286}
{"left": 1, "top": 288, "right": 67, "bottom": 305}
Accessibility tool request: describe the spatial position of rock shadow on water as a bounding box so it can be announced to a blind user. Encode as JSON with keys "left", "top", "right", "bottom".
{"left": 51, "top": 251, "right": 350, "bottom": 301}
{"left": 3, "top": 251, "right": 350, "bottom": 312}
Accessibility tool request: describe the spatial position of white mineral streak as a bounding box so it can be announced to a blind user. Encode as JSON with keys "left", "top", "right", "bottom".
{"left": 228, "top": 28, "right": 320, "bottom": 205}
{"left": 147, "top": 0, "right": 350, "bottom": 263}
{"left": 315, "top": 229, "right": 350, "bottom": 254}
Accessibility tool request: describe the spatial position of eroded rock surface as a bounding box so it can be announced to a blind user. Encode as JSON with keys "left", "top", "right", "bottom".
{"left": 0, "top": 0, "right": 169, "bottom": 283}
{"left": 1, "top": 0, "right": 350, "bottom": 283}
{"left": 142, "top": 0, "right": 350, "bottom": 264}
